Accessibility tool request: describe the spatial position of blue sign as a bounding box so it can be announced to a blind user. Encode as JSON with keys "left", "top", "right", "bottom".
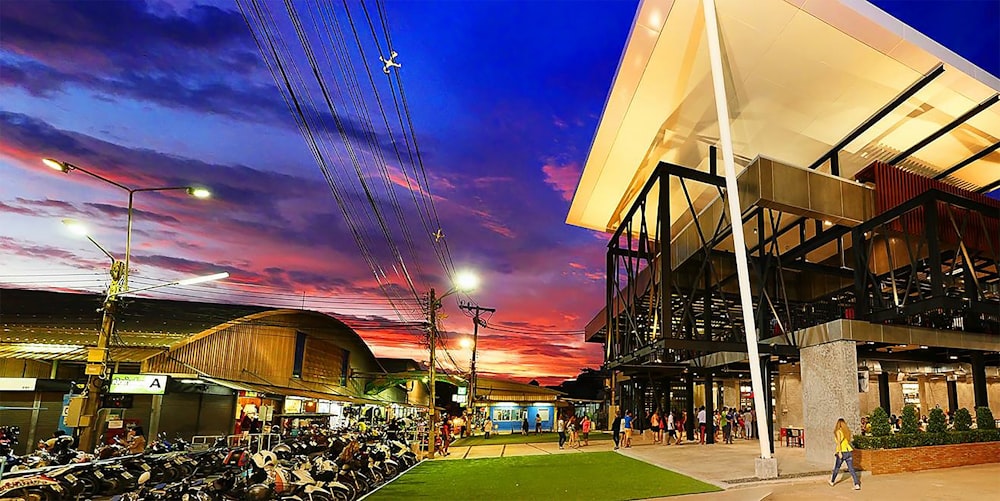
{"left": 57, "top": 394, "right": 73, "bottom": 435}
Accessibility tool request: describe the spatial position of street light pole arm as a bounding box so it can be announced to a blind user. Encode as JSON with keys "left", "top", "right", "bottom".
{"left": 64, "top": 162, "right": 132, "bottom": 192}
{"left": 86, "top": 235, "right": 117, "bottom": 265}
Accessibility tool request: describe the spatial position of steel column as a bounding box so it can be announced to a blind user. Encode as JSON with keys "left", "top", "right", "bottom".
{"left": 703, "top": 0, "right": 770, "bottom": 459}
{"left": 970, "top": 352, "right": 989, "bottom": 409}
{"left": 878, "top": 372, "right": 891, "bottom": 414}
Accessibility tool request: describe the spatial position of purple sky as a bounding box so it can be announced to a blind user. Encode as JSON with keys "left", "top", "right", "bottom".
{"left": 1, "top": 0, "right": 997, "bottom": 385}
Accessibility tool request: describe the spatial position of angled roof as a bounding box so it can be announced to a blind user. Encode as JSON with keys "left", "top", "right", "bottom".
{"left": 568, "top": 0, "right": 999, "bottom": 234}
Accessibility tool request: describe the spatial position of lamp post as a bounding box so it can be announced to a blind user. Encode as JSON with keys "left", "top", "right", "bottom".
{"left": 426, "top": 271, "right": 479, "bottom": 459}
{"left": 44, "top": 158, "right": 217, "bottom": 451}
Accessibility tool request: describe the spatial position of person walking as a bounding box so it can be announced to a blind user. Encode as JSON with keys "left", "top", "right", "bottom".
{"left": 535, "top": 414, "right": 542, "bottom": 434}
{"left": 484, "top": 417, "right": 494, "bottom": 439}
{"left": 665, "top": 410, "right": 676, "bottom": 445}
{"left": 581, "top": 415, "right": 591, "bottom": 446}
{"left": 567, "top": 415, "right": 577, "bottom": 448}
{"left": 521, "top": 416, "right": 529, "bottom": 436}
{"left": 677, "top": 410, "right": 686, "bottom": 445}
{"left": 557, "top": 414, "right": 567, "bottom": 449}
{"left": 830, "top": 418, "right": 861, "bottom": 490}
{"left": 623, "top": 410, "right": 634, "bottom": 448}
{"left": 650, "top": 410, "right": 661, "bottom": 444}
{"left": 697, "top": 406, "right": 707, "bottom": 445}
{"left": 611, "top": 411, "right": 623, "bottom": 450}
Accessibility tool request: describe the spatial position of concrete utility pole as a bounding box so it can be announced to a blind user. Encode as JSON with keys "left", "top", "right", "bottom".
{"left": 77, "top": 261, "right": 125, "bottom": 451}
{"left": 427, "top": 288, "right": 438, "bottom": 459}
{"left": 458, "top": 302, "right": 495, "bottom": 415}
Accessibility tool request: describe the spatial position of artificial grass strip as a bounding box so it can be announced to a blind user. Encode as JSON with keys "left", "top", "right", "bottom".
{"left": 453, "top": 431, "right": 613, "bottom": 446}
{"left": 366, "top": 451, "right": 721, "bottom": 501}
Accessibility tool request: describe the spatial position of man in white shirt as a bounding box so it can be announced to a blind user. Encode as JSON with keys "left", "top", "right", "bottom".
{"left": 666, "top": 411, "right": 676, "bottom": 445}
{"left": 697, "top": 406, "right": 707, "bottom": 445}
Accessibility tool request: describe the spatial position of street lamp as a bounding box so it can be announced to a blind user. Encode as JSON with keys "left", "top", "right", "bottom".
{"left": 45, "top": 157, "right": 216, "bottom": 451}
{"left": 44, "top": 158, "right": 211, "bottom": 291}
{"left": 426, "top": 271, "right": 479, "bottom": 459}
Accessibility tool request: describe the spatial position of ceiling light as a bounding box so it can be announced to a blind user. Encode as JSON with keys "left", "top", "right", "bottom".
{"left": 920, "top": 345, "right": 928, "bottom": 349}
{"left": 949, "top": 355, "right": 958, "bottom": 360}
{"left": 823, "top": 220, "right": 833, "bottom": 227}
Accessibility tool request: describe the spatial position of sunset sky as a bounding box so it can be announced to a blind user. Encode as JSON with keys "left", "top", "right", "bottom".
{"left": 1, "top": 0, "right": 997, "bottom": 385}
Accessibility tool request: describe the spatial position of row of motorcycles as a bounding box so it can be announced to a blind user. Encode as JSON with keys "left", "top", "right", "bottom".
{"left": 0, "top": 423, "right": 420, "bottom": 501}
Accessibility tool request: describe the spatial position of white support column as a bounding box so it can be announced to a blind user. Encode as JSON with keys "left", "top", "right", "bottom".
{"left": 701, "top": 0, "right": 774, "bottom": 469}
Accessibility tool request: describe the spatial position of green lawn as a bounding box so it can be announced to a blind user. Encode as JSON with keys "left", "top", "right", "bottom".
{"left": 452, "top": 431, "right": 613, "bottom": 446}
{"left": 366, "top": 452, "right": 720, "bottom": 501}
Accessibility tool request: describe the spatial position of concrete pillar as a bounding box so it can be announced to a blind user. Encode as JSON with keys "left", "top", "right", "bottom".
{"left": 971, "top": 352, "right": 989, "bottom": 409}
{"left": 723, "top": 379, "right": 740, "bottom": 410}
{"left": 801, "top": 340, "right": 861, "bottom": 465}
{"left": 878, "top": 372, "right": 890, "bottom": 414}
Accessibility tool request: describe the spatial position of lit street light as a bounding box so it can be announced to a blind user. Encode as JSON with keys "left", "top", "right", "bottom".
{"left": 426, "top": 271, "right": 479, "bottom": 459}
{"left": 45, "top": 157, "right": 218, "bottom": 451}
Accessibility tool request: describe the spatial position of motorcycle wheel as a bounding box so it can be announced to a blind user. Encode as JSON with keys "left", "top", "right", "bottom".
{"left": 77, "top": 475, "right": 100, "bottom": 497}
{"left": 353, "top": 478, "right": 369, "bottom": 496}
{"left": 384, "top": 464, "right": 398, "bottom": 479}
{"left": 4, "top": 488, "right": 56, "bottom": 501}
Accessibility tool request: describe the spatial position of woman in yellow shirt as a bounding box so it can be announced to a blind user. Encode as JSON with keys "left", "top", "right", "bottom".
{"left": 829, "top": 418, "right": 860, "bottom": 490}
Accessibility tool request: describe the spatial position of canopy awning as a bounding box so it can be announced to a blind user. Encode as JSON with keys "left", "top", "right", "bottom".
{"left": 568, "top": 0, "right": 999, "bottom": 235}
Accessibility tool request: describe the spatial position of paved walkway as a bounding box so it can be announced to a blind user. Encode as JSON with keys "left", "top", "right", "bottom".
{"left": 439, "top": 435, "right": 616, "bottom": 460}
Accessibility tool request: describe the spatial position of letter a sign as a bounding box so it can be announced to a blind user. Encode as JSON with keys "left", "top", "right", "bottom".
{"left": 109, "top": 374, "right": 168, "bottom": 395}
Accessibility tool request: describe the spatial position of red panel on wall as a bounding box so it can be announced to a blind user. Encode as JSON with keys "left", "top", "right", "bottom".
{"left": 855, "top": 162, "right": 999, "bottom": 253}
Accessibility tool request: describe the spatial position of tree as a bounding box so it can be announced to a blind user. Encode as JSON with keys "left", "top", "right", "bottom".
{"left": 953, "top": 408, "right": 973, "bottom": 431}
{"left": 900, "top": 404, "right": 920, "bottom": 434}
{"left": 869, "top": 407, "right": 891, "bottom": 437}
{"left": 927, "top": 407, "right": 946, "bottom": 433}
{"left": 976, "top": 407, "right": 996, "bottom": 430}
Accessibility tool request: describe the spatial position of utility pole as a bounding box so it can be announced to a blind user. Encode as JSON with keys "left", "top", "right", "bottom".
{"left": 77, "top": 260, "right": 125, "bottom": 451}
{"left": 458, "top": 302, "right": 495, "bottom": 416}
{"left": 427, "top": 288, "right": 437, "bottom": 459}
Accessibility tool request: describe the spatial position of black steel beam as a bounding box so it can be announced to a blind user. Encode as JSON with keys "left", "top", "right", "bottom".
{"left": 808, "top": 63, "right": 945, "bottom": 171}
{"left": 610, "top": 247, "right": 657, "bottom": 260}
{"left": 662, "top": 162, "right": 726, "bottom": 188}
{"left": 714, "top": 250, "right": 854, "bottom": 278}
{"left": 889, "top": 94, "right": 1000, "bottom": 165}
{"left": 935, "top": 141, "right": 1000, "bottom": 180}
{"left": 783, "top": 225, "right": 852, "bottom": 262}
{"left": 978, "top": 178, "right": 1000, "bottom": 194}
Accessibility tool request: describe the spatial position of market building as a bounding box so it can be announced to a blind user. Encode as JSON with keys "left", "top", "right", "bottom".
{"left": 471, "top": 377, "right": 567, "bottom": 434}
{"left": 0, "top": 288, "right": 427, "bottom": 454}
{"left": 567, "top": 0, "right": 1000, "bottom": 470}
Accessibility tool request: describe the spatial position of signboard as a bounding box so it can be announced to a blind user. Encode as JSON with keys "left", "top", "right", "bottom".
{"left": 108, "top": 374, "right": 167, "bottom": 395}
{"left": 0, "top": 378, "right": 36, "bottom": 391}
{"left": 457, "top": 386, "right": 467, "bottom": 395}
{"left": 452, "top": 394, "right": 467, "bottom": 404}
{"left": 57, "top": 394, "right": 74, "bottom": 435}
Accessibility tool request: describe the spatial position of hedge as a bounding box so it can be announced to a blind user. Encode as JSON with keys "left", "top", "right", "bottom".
{"left": 853, "top": 429, "right": 1000, "bottom": 450}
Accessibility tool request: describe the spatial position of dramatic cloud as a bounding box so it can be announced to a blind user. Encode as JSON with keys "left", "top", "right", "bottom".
{"left": 542, "top": 161, "right": 582, "bottom": 202}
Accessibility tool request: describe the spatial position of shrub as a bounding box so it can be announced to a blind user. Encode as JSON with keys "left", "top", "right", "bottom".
{"left": 953, "top": 408, "right": 973, "bottom": 432}
{"left": 900, "top": 405, "right": 920, "bottom": 434}
{"left": 869, "top": 407, "right": 891, "bottom": 437}
{"left": 853, "top": 429, "right": 1000, "bottom": 449}
{"left": 976, "top": 407, "right": 996, "bottom": 430}
{"left": 927, "top": 407, "right": 947, "bottom": 434}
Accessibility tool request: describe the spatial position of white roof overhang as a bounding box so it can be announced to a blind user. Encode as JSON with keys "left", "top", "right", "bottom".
{"left": 567, "top": 0, "right": 1000, "bottom": 234}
